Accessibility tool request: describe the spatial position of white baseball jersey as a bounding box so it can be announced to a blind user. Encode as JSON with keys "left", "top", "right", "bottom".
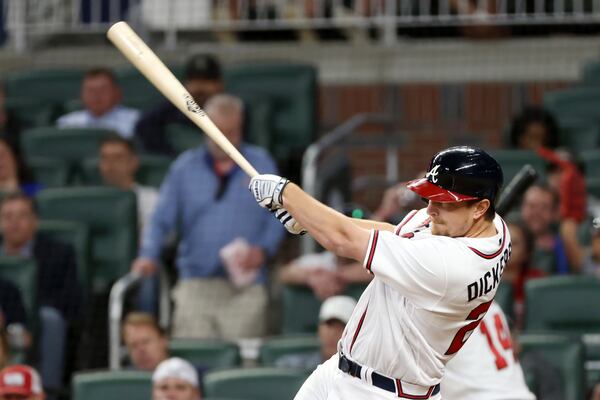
{"left": 442, "top": 301, "right": 535, "bottom": 400}
{"left": 339, "top": 208, "right": 511, "bottom": 389}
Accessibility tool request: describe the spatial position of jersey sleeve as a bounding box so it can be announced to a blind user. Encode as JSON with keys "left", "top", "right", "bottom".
{"left": 363, "top": 229, "right": 451, "bottom": 307}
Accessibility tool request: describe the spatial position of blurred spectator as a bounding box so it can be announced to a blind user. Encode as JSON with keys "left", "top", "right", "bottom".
{"left": 0, "top": 139, "right": 40, "bottom": 197}
{"left": 0, "top": 85, "right": 22, "bottom": 153}
{"left": 152, "top": 357, "right": 202, "bottom": 400}
{"left": 0, "top": 278, "right": 30, "bottom": 357}
{"left": 279, "top": 205, "right": 372, "bottom": 300}
{"left": 131, "top": 94, "right": 284, "bottom": 339}
{"left": 135, "top": 54, "right": 223, "bottom": 155}
{"left": 0, "top": 365, "right": 45, "bottom": 400}
{"left": 122, "top": 312, "right": 168, "bottom": 371}
{"left": 98, "top": 135, "right": 159, "bottom": 232}
{"left": 276, "top": 296, "right": 356, "bottom": 370}
{"left": 582, "top": 218, "right": 600, "bottom": 277}
{"left": 502, "top": 222, "right": 546, "bottom": 328}
{"left": 371, "top": 172, "right": 427, "bottom": 223}
{"left": 0, "top": 329, "right": 6, "bottom": 369}
{"left": 0, "top": 193, "right": 80, "bottom": 390}
{"left": 509, "top": 106, "right": 560, "bottom": 150}
{"left": 589, "top": 382, "right": 600, "bottom": 400}
{"left": 57, "top": 68, "right": 140, "bottom": 138}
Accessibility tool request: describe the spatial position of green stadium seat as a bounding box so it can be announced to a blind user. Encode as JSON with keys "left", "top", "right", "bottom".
{"left": 4, "top": 98, "right": 57, "bottom": 129}
{"left": 281, "top": 284, "right": 366, "bottom": 334}
{"left": 582, "top": 60, "right": 600, "bottom": 84}
{"left": 259, "top": 335, "right": 320, "bottom": 367}
{"left": 543, "top": 87, "right": 600, "bottom": 124}
{"left": 80, "top": 155, "right": 172, "bottom": 188}
{"left": 587, "top": 178, "right": 600, "bottom": 198}
{"left": 37, "top": 220, "right": 91, "bottom": 295}
{"left": 115, "top": 65, "right": 184, "bottom": 108}
{"left": 0, "top": 257, "right": 38, "bottom": 328}
{"left": 494, "top": 282, "right": 514, "bottom": 325}
{"left": 582, "top": 334, "right": 600, "bottom": 395}
{"left": 224, "top": 64, "right": 317, "bottom": 177}
{"left": 581, "top": 150, "right": 600, "bottom": 179}
{"left": 558, "top": 118, "right": 600, "bottom": 152}
{"left": 203, "top": 367, "right": 308, "bottom": 400}
{"left": 168, "top": 339, "right": 240, "bottom": 369}
{"left": 27, "top": 157, "right": 69, "bottom": 188}
{"left": 165, "top": 123, "right": 204, "bottom": 154}
{"left": 519, "top": 334, "right": 585, "bottom": 400}
{"left": 4, "top": 69, "right": 84, "bottom": 104}
{"left": 524, "top": 276, "right": 600, "bottom": 334}
{"left": 488, "top": 150, "right": 546, "bottom": 184}
{"left": 36, "top": 187, "right": 138, "bottom": 293}
{"left": 72, "top": 370, "right": 152, "bottom": 400}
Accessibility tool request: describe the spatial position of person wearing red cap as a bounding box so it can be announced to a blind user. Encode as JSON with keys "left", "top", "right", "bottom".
{"left": 0, "top": 365, "right": 44, "bottom": 400}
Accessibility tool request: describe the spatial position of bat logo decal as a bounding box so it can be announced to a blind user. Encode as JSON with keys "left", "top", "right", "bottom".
{"left": 184, "top": 93, "right": 206, "bottom": 117}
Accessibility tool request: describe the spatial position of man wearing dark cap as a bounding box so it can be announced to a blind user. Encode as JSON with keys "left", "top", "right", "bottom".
{"left": 134, "top": 54, "right": 223, "bottom": 155}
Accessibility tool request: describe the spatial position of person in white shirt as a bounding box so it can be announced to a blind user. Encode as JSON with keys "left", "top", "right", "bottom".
{"left": 57, "top": 68, "right": 140, "bottom": 138}
{"left": 442, "top": 301, "right": 536, "bottom": 400}
{"left": 249, "top": 146, "right": 508, "bottom": 400}
{"left": 98, "top": 135, "right": 159, "bottom": 232}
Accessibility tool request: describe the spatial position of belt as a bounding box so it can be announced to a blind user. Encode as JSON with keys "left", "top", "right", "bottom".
{"left": 338, "top": 353, "right": 441, "bottom": 399}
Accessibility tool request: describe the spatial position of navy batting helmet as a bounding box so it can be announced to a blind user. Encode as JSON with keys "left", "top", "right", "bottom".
{"left": 407, "top": 146, "right": 503, "bottom": 203}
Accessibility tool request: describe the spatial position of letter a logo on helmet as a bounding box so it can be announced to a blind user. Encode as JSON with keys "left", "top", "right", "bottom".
{"left": 407, "top": 146, "right": 503, "bottom": 203}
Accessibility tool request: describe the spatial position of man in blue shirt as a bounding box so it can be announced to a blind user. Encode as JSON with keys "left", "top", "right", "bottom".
{"left": 131, "top": 94, "right": 284, "bottom": 339}
{"left": 57, "top": 68, "right": 140, "bottom": 138}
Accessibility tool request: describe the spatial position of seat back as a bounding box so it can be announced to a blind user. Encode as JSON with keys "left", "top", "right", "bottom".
{"left": 203, "top": 367, "right": 308, "bottom": 400}
{"left": 4, "top": 69, "right": 84, "bottom": 104}
{"left": 259, "top": 335, "right": 320, "bottom": 367}
{"left": 519, "top": 334, "right": 585, "bottom": 400}
{"left": 165, "top": 124, "right": 204, "bottom": 154}
{"left": 0, "top": 257, "right": 38, "bottom": 328}
{"left": 168, "top": 339, "right": 240, "bottom": 369}
{"left": 36, "top": 187, "right": 138, "bottom": 293}
{"left": 524, "top": 276, "right": 600, "bottom": 334}
{"left": 488, "top": 150, "right": 546, "bottom": 184}
{"left": 558, "top": 118, "right": 600, "bottom": 152}
{"left": 543, "top": 87, "right": 600, "bottom": 123}
{"left": 28, "top": 157, "right": 70, "bottom": 187}
{"left": 72, "top": 370, "right": 152, "bottom": 400}
{"left": 4, "top": 98, "right": 57, "bottom": 129}
{"left": 581, "top": 150, "right": 600, "bottom": 180}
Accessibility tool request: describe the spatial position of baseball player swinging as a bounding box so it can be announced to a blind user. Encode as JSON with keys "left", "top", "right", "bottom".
{"left": 249, "top": 146, "right": 509, "bottom": 399}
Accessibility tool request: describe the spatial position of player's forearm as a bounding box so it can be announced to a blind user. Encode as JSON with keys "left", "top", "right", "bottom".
{"left": 351, "top": 218, "right": 395, "bottom": 232}
{"left": 283, "top": 183, "right": 370, "bottom": 262}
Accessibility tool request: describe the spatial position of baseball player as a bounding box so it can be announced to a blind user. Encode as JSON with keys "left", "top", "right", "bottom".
{"left": 249, "top": 146, "right": 508, "bottom": 399}
{"left": 442, "top": 301, "right": 535, "bottom": 399}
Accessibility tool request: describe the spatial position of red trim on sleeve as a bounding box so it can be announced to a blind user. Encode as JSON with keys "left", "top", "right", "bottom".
{"left": 468, "top": 220, "right": 507, "bottom": 260}
{"left": 365, "top": 230, "right": 379, "bottom": 273}
{"left": 349, "top": 304, "right": 369, "bottom": 355}
{"left": 395, "top": 210, "right": 418, "bottom": 235}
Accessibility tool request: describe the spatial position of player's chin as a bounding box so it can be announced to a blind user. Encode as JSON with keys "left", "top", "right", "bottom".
{"left": 431, "top": 223, "right": 450, "bottom": 237}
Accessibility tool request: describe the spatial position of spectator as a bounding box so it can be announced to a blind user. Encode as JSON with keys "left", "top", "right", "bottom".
{"left": 0, "top": 139, "right": 40, "bottom": 197}
{"left": 509, "top": 106, "right": 560, "bottom": 150}
{"left": 122, "top": 312, "right": 168, "bottom": 371}
{"left": 0, "top": 278, "right": 31, "bottom": 357}
{"left": 56, "top": 68, "right": 140, "bottom": 138}
{"left": 276, "top": 296, "right": 357, "bottom": 370}
{"left": 0, "top": 193, "right": 80, "bottom": 390}
{"left": 135, "top": 54, "right": 224, "bottom": 155}
{"left": 502, "top": 222, "right": 546, "bottom": 329}
{"left": 152, "top": 358, "right": 202, "bottom": 400}
{"left": 371, "top": 172, "right": 427, "bottom": 223}
{"left": 0, "top": 364, "right": 45, "bottom": 400}
{"left": 98, "top": 135, "right": 159, "bottom": 232}
{"left": 132, "top": 94, "right": 284, "bottom": 340}
{"left": 582, "top": 218, "right": 600, "bottom": 277}
{"left": 589, "top": 382, "right": 600, "bottom": 400}
{"left": 0, "top": 329, "right": 6, "bottom": 369}
{"left": 279, "top": 205, "right": 372, "bottom": 300}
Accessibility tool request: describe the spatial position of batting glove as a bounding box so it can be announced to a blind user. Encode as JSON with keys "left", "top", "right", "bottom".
{"left": 249, "top": 174, "right": 289, "bottom": 210}
{"left": 273, "top": 208, "right": 306, "bottom": 235}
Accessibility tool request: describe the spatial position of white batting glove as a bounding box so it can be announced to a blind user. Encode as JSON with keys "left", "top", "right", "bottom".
{"left": 249, "top": 174, "right": 289, "bottom": 210}
{"left": 273, "top": 208, "right": 306, "bottom": 235}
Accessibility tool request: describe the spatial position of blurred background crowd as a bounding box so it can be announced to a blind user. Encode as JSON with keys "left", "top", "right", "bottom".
{"left": 1, "top": 1, "right": 600, "bottom": 400}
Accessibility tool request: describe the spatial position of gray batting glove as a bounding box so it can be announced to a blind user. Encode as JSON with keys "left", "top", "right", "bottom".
{"left": 249, "top": 174, "right": 289, "bottom": 210}
{"left": 273, "top": 208, "right": 306, "bottom": 235}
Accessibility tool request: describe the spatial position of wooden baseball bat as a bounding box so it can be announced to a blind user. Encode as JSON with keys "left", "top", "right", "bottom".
{"left": 107, "top": 21, "right": 259, "bottom": 177}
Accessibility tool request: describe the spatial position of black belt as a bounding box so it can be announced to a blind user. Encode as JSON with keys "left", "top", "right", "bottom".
{"left": 338, "top": 353, "right": 441, "bottom": 399}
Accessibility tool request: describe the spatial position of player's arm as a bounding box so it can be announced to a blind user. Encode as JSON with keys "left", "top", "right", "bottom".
{"left": 350, "top": 218, "right": 396, "bottom": 232}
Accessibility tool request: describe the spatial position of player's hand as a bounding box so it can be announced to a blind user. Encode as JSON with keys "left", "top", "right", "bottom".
{"left": 272, "top": 208, "right": 306, "bottom": 235}
{"left": 131, "top": 257, "right": 158, "bottom": 277}
{"left": 249, "top": 174, "right": 289, "bottom": 210}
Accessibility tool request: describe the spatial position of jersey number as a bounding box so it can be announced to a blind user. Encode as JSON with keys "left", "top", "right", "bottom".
{"left": 479, "top": 313, "right": 513, "bottom": 370}
{"left": 445, "top": 300, "right": 493, "bottom": 355}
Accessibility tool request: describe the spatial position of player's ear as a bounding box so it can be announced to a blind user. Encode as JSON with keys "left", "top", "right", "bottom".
{"left": 473, "top": 199, "right": 490, "bottom": 220}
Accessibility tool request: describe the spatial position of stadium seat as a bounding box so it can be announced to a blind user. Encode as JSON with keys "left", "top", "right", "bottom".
{"left": 582, "top": 60, "right": 600, "bottom": 84}
{"left": 519, "top": 334, "right": 585, "bottom": 400}
{"left": 583, "top": 334, "right": 600, "bottom": 396}
{"left": 524, "top": 276, "right": 600, "bottom": 334}
{"left": 36, "top": 187, "right": 138, "bottom": 293}
{"left": 27, "top": 157, "right": 70, "bottom": 188}
{"left": 580, "top": 150, "right": 600, "bottom": 179}
{"left": 587, "top": 178, "right": 600, "bottom": 198}
{"left": 488, "top": 150, "right": 546, "bottom": 184}
{"left": 168, "top": 339, "right": 240, "bottom": 369}
{"left": 80, "top": 155, "right": 171, "bottom": 188}
{"left": 259, "top": 335, "right": 320, "bottom": 367}
{"left": 543, "top": 87, "right": 600, "bottom": 124}
{"left": 558, "top": 118, "right": 600, "bottom": 152}
{"left": 0, "top": 257, "right": 38, "bottom": 328}
{"left": 224, "top": 64, "right": 317, "bottom": 178}
{"left": 281, "top": 284, "right": 366, "bottom": 334}
{"left": 4, "top": 69, "right": 84, "bottom": 105}
{"left": 203, "top": 367, "right": 308, "bottom": 400}
{"left": 114, "top": 65, "right": 184, "bottom": 107}
{"left": 4, "top": 98, "right": 57, "bottom": 129}
{"left": 493, "top": 282, "right": 514, "bottom": 325}
{"left": 72, "top": 370, "right": 152, "bottom": 400}
{"left": 165, "top": 123, "right": 204, "bottom": 154}
{"left": 37, "top": 220, "right": 91, "bottom": 295}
